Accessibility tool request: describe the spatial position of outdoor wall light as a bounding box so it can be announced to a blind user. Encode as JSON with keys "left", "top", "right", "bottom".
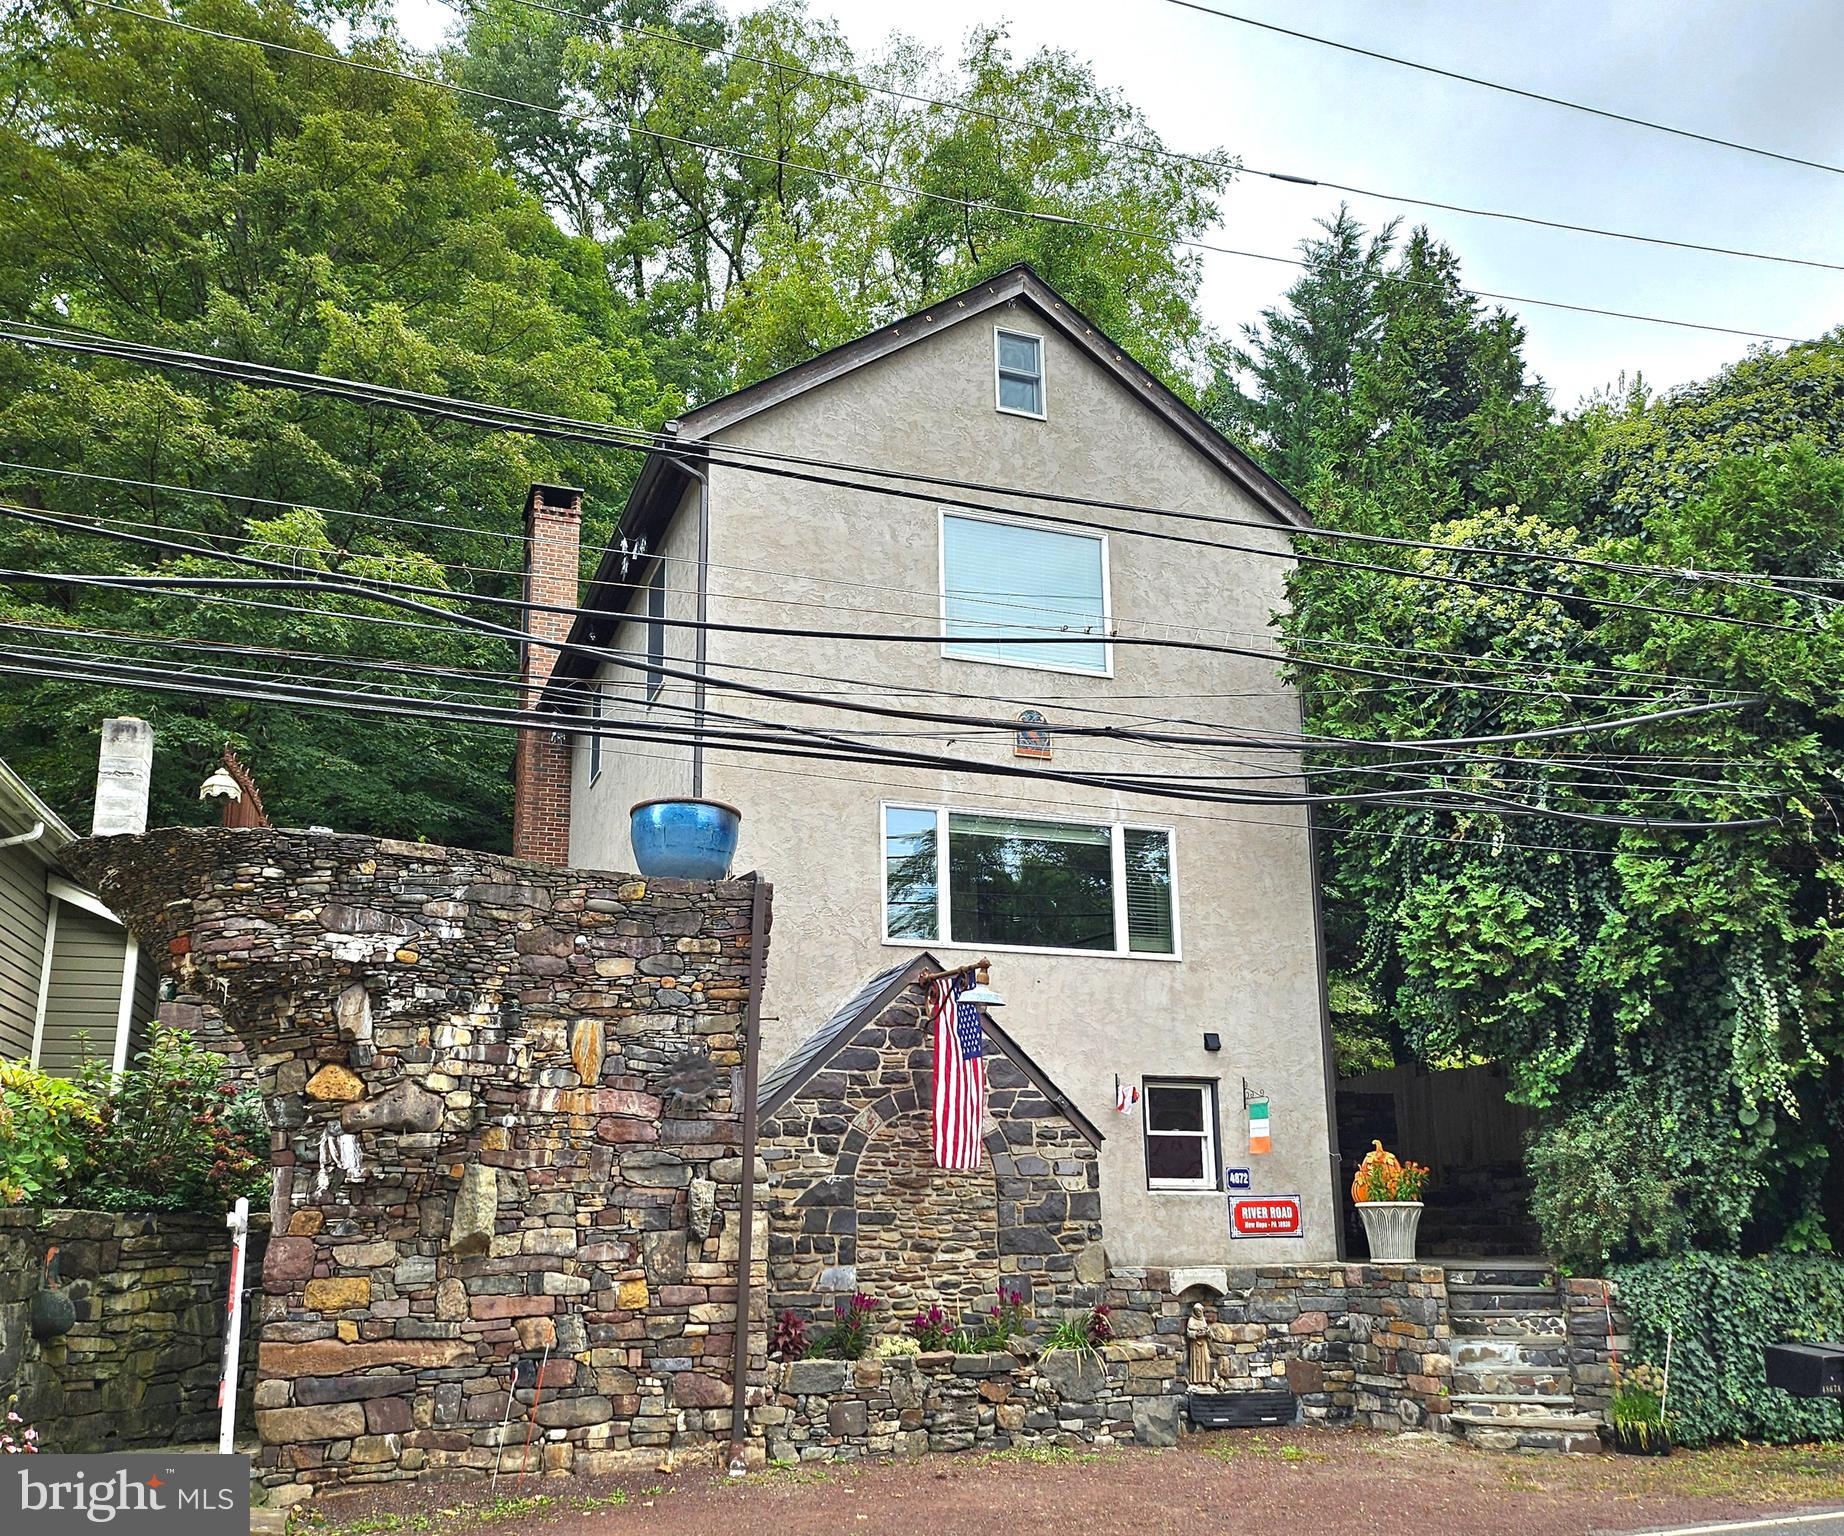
{"left": 1203, "top": 1032, "right": 1222, "bottom": 1052}
{"left": 959, "top": 960, "right": 1006, "bottom": 1010}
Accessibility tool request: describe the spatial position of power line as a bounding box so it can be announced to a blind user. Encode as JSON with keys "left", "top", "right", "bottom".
{"left": 5, "top": 507, "right": 1772, "bottom": 760}
{"left": 5, "top": 329, "right": 1829, "bottom": 632}
{"left": 1160, "top": 0, "right": 1844, "bottom": 179}
{"left": 460, "top": 0, "right": 1844, "bottom": 274}
{"left": 76, "top": 1, "right": 1815, "bottom": 343}
{"left": 0, "top": 535, "right": 1767, "bottom": 766}
{"left": 3, "top": 646, "right": 1774, "bottom": 830}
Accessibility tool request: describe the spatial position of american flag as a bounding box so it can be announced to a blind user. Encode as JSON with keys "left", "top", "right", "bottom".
{"left": 931, "top": 974, "right": 986, "bottom": 1170}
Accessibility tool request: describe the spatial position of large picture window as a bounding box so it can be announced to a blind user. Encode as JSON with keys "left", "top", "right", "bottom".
{"left": 1143, "top": 1080, "right": 1218, "bottom": 1190}
{"left": 939, "top": 513, "right": 1109, "bottom": 674}
{"left": 882, "top": 804, "right": 1177, "bottom": 957}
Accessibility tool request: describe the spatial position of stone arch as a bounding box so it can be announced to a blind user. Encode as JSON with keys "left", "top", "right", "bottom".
{"left": 852, "top": 1109, "right": 998, "bottom": 1327}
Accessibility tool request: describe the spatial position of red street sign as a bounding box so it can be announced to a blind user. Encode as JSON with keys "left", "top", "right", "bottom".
{"left": 1230, "top": 1195, "right": 1304, "bottom": 1238}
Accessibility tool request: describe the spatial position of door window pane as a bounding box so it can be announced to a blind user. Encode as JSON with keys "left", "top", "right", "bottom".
{"left": 941, "top": 514, "right": 1106, "bottom": 673}
{"left": 946, "top": 812, "right": 1114, "bottom": 950}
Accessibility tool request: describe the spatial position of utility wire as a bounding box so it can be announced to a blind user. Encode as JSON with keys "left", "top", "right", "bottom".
{"left": 4, "top": 331, "right": 1829, "bottom": 633}
{"left": 461, "top": 0, "right": 1844, "bottom": 274}
{"left": 5, "top": 507, "right": 1772, "bottom": 754}
{"left": 4, "top": 647, "right": 1774, "bottom": 830}
{"left": 75, "top": 2, "right": 1814, "bottom": 343}
{"left": 1160, "top": 0, "right": 1844, "bottom": 179}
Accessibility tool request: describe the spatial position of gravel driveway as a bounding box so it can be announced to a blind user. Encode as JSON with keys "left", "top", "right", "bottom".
{"left": 302, "top": 1427, "right": 1844, "bottom": 1536}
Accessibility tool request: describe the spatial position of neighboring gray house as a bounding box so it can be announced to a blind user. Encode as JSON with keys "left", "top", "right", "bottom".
{"left": 516, "top": 266, "right": 1340, "bottom": 1266}
{"left": 0, "top": 758, "right": 152, "bottom": 1077}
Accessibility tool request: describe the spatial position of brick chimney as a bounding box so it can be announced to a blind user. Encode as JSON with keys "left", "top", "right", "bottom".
{"left": 512, "top": 483, "right": 583, "bottom": 863}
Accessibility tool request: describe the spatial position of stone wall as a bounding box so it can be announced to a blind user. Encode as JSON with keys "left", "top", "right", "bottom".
{"left": 65, "top": 827, "right": 769, "bottom": 1505}
{"left": 758, "top": 980, "right": 1103, "bottom": 1330}
{"left": 1563, "top": 1277, "right": 1627, "bottom": 1421}
{"left": 761, "top": 1348, "right": 1179, "bottom": 1462}
{"left": 1097, "top": 1264, "right": 1452, "bottom": 1432}
{"left": 0, "top": 1208, "right": 268, "bottom": 1451}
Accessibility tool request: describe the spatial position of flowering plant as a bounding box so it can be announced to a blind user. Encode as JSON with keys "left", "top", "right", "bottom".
{"left": 1608, "top": 1359, "right": 1671, "bottom": 1452}
{"left": 986, "top": 1280, "right": 1030, "bottom": 1343}
{"left": 1350, "top": 1140, "right": 1430, "bottom": 1203}
{"left": 1085, "top": 1303, "right": 1114, "bottom": 1348}
{"left": 909, "top": 1303, "right": 951, "bottom": 1352}
{"left": 2, "top": 1400, "right": 39, "bottom": 1455}
{"left": 816, "top": 1290, "right": 879, "bottom": 1359}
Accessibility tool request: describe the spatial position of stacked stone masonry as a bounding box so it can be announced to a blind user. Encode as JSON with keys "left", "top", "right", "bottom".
{"left": 758, "top": 980, "right": 1104, "bottom": 1328}
{"left": 0, "top": 1208, "right": 268, "bottom": 1451}
{"left": 66, "top": 827, "right": 769, "bottom": 1505}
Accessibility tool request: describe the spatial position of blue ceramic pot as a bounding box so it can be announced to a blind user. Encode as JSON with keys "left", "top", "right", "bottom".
{"left": 629, "top": 798, "right": 742, "bottom": 880}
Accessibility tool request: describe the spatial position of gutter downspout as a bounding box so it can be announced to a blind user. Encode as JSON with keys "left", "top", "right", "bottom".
{"left": 1305, "top": 803, "right": 1346, "bottom": 1260}
{"left": 675, "top": 457, "right": 712, "bottom": 800}
{"left": 728, "top": 875, "right": 772, "bottom": 1473}
{"left": 0, "top": 821, "right": 46, "bottom": 849}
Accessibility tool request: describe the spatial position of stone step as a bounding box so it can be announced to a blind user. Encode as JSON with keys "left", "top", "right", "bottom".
{"left": 1453, "top": 1413, "right": 1603, "bottom": 1454}
{"left": 1447, "top": 1285, "right": 1559, "bottom": 1313}
{"left": 1443, "top": 1266, "right": 1557, "bottom": 1289}
{"left": 1451, "top": 1335, "right": 1568, "bottom": 1359}
{"left": 1452, "top": 1367, "right": 1571, "bottom": 1398}
{"left": 1451, "top": 1311, "right": 1565, "bottom": 1337}
{"left": 1450, "top": 1393, "right": 1580, "bottom": 1416}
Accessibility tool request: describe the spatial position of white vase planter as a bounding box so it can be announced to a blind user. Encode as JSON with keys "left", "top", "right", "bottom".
{"left": 1358, "top": 1200, "right": 1424, "bottom": 1262}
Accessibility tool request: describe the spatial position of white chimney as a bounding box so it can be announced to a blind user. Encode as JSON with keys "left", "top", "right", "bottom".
{"left": 92, "top": 716, "right": 154, "bottom": 836}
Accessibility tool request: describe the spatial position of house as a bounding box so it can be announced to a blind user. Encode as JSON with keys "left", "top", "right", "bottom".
{"left": 0, "top": 755, "right": 153, "bottom": 1077}
{"left": 517, "top": 265, "right": 1341, "bottom": 1267}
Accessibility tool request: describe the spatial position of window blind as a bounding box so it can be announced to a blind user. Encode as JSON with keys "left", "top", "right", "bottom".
{"left": 1124, "top": 828, "right": 1175, "bottom": 954}
{"left": 941, "top": 515, "right": 1106, "bottom": 672}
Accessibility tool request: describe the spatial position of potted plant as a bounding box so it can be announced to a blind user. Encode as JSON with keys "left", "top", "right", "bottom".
{"left": 1350, "top": 1140, "right": 1430, "bottom": 1262}
{"left": 1603, "top": 1360, "right": 1672, "bottom": 1455}
{"left": 628, "top": 797, "right": 742, "bottom": 880}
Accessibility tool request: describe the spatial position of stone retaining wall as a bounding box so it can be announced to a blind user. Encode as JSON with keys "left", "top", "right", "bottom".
{"left": 0, "top": 1208, "right": 268, "bottom": 1451}
{"left": 66, "top": 828, "right": 770, "bottom": 1505}
{"left": 760, "top": 1347, "right": 1178, "bottom": 1462}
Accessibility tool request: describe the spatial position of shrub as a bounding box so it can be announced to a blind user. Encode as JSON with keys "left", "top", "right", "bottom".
{"left": 70, "top": 1027, "right": 269, "bottom": 1214}
{"left": 1607, "top": 1252, "right": 1844, "bottom": 1445}
{"left": 1528, "top": 1087, "right": 1691, "bottom": 1269}
{"left": 0, "top": 1063, "right": 98, "bottom": 1206}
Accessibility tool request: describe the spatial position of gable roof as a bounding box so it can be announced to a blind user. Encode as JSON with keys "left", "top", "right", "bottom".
{"left": 543, "top": 263, "right": 1307, "bottom": 698}
{"left": 756, "top": 950, "right": 1104, "bottom": 1148}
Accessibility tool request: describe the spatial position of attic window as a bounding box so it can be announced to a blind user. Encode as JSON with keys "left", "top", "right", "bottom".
{"left": 995, "top": 328, "right": 1044, "bottom": 418}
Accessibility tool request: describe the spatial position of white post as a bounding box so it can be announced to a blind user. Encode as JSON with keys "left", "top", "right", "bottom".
{"left": 219, "top": 1196, "right": 250, "bottom": 1455}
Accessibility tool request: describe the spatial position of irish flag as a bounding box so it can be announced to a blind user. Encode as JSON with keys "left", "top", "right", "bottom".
{"left": 1248, "top": 1098, "right": 1271, "bottom": 1155}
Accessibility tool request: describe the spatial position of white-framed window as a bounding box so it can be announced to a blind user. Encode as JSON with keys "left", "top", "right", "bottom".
{"left": 881, "top": 802, "right": 1178, "bottom": 958}
{"left": 589, "top": 680, "right": 604, "bottom": 781}
{"left": 645, "top": 564, "right": 666, "bottom": 701}
{"left": 938, "top": 511, "right": 1110, "bottom": 675}
{"left": 994, "top": 327, "right": 1045, "bottom": 418}
{"left": 1143, "top": 1079, "right": 1218, "bottom": 1191}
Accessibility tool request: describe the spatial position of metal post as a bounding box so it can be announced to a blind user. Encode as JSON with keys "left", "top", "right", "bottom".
{"left": 218, "top": 1196, "right": 250, "bottom": 1455}
{"left": 727, "top": 877, "right": 772, "bottom": 1472}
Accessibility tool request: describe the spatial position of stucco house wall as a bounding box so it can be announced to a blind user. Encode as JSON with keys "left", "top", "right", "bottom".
{"left": 567, "top": 281, "right": 1338, "bottom": 1265}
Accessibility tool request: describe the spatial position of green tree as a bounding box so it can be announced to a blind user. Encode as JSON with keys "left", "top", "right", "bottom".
{"left": 0, "top": 0, "right": 672, "bottom": 842}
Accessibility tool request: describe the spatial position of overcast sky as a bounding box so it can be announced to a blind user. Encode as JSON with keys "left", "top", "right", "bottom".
{"left": 395, "top": 0, "right": 1844, "bottom": 408}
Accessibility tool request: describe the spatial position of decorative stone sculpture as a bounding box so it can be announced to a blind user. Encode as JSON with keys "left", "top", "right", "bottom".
{"left": 1185, "top": 1301, "right": 1211, "bottom": 1384}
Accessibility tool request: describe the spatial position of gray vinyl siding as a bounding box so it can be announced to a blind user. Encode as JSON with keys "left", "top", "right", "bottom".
{"left": 39, "top": 905, "right": 128, "bottom": 1079}
{"left": 0, "top": 846, "right": 51, "bottom": 1061}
